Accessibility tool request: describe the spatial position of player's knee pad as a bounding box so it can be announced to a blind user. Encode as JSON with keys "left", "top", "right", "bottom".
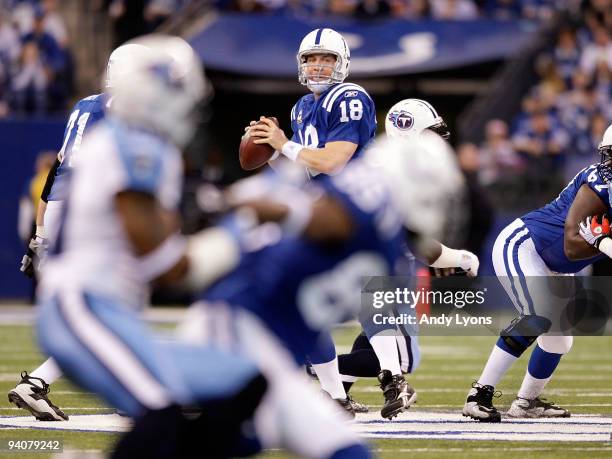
{"left": 500, "top": 315, "right": 552, "bottom": 356}
{"left": 537, "top": 335, "right": 573, "bottom": 355}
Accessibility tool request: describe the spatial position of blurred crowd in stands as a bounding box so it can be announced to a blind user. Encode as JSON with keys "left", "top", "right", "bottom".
{"left": 224, "top": 0, "right": 568, "bottom": 20}
{"left": 459, "top": 0, "right": 612, "bottom": 209}
{"left": 0, "top": 0, "right": 72, "bottom": 116}
{"left": 0, "top": 0, "right": 190, "bottom": 117}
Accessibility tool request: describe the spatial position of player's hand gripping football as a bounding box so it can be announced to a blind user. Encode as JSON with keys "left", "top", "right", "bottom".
{"left": 578, "top": 214, "right": 611, "bottom": 248}
{"left": 249, "top": 116, "right": 289, "bottom": 151}
{"left": 20, "top": 236, "right": 48, "bottom": 278}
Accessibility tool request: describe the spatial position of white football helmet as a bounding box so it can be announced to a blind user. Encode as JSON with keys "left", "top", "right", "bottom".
{"left": 365, "top": 131, "right": 464, "bottom": 240}
{"left": 297, "top": 28, "right": 350, "bottom": 94}
{"left": 385, "top": 98, "right": 449, "bottom": 140}
{"left": 107, "top": 34, "right": 208, "bottom": 147}
{"left": 105, "top": 43, "right": 150, "bottom": 88}
{"left": 598, "top": 123, "right": 612, "bottom": 161}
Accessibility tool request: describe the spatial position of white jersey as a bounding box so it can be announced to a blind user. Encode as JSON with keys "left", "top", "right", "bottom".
{"left": 40, "top": 119, "right": 183, "bottom": 307}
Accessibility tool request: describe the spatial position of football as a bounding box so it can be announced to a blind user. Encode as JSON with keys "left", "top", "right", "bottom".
{"left": 239, "top": 117, "right": 279, "bottom": 170}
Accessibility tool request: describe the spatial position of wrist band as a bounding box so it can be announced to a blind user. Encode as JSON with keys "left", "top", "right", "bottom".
{"left": 36, "top": 225, "right": 46, "bottom": 239}
{"left": 281, "top": 141, "right": 302, "bottom": 162}
{"left": 598, "top": 237, "right": 612, "bottom": 258}
{"left": 139, "top": 233, "right": 186, "bottom": 281}
{"left": 430, "top": 244, "right": 462, "bottom": 268}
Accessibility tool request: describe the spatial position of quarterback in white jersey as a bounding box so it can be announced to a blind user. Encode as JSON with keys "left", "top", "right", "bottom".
{"left": 35, "top": 35, "right": 267, "bottom": 457}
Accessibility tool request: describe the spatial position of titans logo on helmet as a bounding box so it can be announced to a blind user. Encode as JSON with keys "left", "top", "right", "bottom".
{"left": 388, "top": 110, "right": 414, "bottom": 131}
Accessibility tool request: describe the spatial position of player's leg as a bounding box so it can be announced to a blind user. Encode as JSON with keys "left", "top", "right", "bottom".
{"left": 9, "top": 200, "right": 68, "bottom": 420}
{"left": 8, "top": 358, "right": 67, "bottom": 421}
{"left": 307, "top": 331, "right": 355, "bottom": 417}
{"left": 232, "top": 311, "right": 371, "bottom": 459}
{"left": 464, "top": 219, "right": 546, "bottom": 422}
{"left": 37, "top": 290, "right": 266, "bottom": 456}
{"left": 507, "top": 334, "right": 572, "bottom": 418}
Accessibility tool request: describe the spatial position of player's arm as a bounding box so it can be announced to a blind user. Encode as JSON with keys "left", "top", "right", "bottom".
{"left": 564, "top": 183, "right": 607, "bottom": 260}
{"left": 235, "top": 194, "right": 354, "bottom": 242}
{"left": 417, "top": 237, "right": 479, "bottom": 277}
{"left": 115, "top": 190, "right": 240, "bottom": 289}
{"left": 249, "top": 117, "right": 357, "bottom": 175}
{"left": 19, "top": 158, "right": 61, "bottom": 277}
{"left": 115, "top": 190, "right": 188, "bottom": 285}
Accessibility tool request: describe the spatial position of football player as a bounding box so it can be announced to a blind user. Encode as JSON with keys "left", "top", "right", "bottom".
{"left": 10, "top": 43, "right": 148, "bottom": 422}
{"left": 34, "top": 35, "right": 268, "bottom": 457}
{"left": 179, "top": 131, "right": 464, "bottom": 458}
{"left": 336, "top": 99, "right": 478, "bottom": 417}
{"left": 245, "top": 28, "right": 378, "bottom": 413}
{"left": 463, "top": 123, "right": 612, "bottom": 422}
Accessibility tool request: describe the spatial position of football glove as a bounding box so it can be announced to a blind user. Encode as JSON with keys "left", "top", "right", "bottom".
{"left": 20, "top": 236, "right": 48, "bottom": 278}
{"left": 458, "top": 250, "right": 480, "bottom": 277}
{"left": 578, "top": 214, "right": 610, "bottom": 248}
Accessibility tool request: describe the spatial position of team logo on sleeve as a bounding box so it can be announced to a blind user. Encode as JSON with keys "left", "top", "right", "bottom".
{"left": 297, "top": 109, "right": 303, "bottom": 124}
{"left": 388, "top": 110, "right": 414, "bottom": 131}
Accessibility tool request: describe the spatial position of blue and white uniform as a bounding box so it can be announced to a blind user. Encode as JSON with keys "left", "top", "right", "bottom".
{"left": 290, "top": 83, "right": 376, "bottom": 177}
{"left": 187, "top": 159, "right": 401, "bottom": 456}
{"left": 492, "top": 163, "right": 610, "bottom": 354}
{"left": 45, "top": 94, "right": 107, "bottom": 243}
{"left": 37, "top": 119, "right": 261, "bottom": 418}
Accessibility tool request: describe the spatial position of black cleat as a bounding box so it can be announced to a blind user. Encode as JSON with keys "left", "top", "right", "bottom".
{"left": 8, "top": 371, "right": 68, "bottom": 421}
{"left": 378, "top": 370, "right": 417, "bottom": 420}
{"left": 462, "top": 381, "right": 501, "bottom": 423}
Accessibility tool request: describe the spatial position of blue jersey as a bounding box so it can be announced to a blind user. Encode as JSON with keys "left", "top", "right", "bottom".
{"left": 522, "top": 163, "right": 611, "bottom": 273}
{"left": 290, "top": 83, "right": 376, "bottom": 176}
{"left": 201, "top": 159, "right": 404, "bottom": 365}
{"left": 48, "top": 94, "right": 107, "bottom": 201}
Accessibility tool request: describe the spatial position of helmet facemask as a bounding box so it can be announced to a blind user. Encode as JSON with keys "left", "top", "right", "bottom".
{"left": 298, "top": 52, "right": 344, "bottom": 94}
{"left": 427, "top": 120, "right": 450, "bottom": 140}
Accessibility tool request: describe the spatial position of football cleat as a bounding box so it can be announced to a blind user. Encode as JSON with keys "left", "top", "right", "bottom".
{"left": 8, "top": 372, "right": 68, "bottom": 421}
{"left": 347, "top": 394, "right": 369, "bottom": 414}
{"left": 507, "top": 397, "right": 570, "bottom": 418}
{"left": 462, "top": 381, "right": 501, "bottom": 422}
{"left": 334, "top": 396, "right": 356, "bottom": 419}
{"left": 378, "top": 370, "right": 417, "bottom": 420}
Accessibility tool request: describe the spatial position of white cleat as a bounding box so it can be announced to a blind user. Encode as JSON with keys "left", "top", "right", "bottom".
{"left": 507, "top": 397, "right": 570, "bottom": 418}
{"left": 8, "top": 372, "right": 68, "bottom": 421}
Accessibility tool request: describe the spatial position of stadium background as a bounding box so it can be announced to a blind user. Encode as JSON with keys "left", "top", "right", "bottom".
{"left": 0, "top": 2, "right": 610, "bottom": 457}
{"left": 0, "top": 0, "right": 611, "bottom": 299}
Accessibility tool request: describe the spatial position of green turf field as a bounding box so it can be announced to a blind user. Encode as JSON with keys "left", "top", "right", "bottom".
{"left": 0, "top": 321, "right": 610, "bottom": 458}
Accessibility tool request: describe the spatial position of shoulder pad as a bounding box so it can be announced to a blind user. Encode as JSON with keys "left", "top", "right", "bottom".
{"left": 321, "top": 83, "right": 372, "bottom": 113}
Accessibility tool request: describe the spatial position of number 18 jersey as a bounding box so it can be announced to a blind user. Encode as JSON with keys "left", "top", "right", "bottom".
{"left": 289, "top": 83, "right": 377, "bottom": 176}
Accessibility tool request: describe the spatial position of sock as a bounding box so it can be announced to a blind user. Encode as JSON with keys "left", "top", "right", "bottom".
{"left": 312, "top": 357, "right": 346, "bottom": 400}
{"left": 370, "top": 334, "right": 402, "bottom": 376}
{"left": 342, "top": 381, "right": 354, "bottom": 393}
{"left": 338, "top": 349, "right": 381, "bottom": 378}
{"left": 517, "top": 345, "right": 562, "bottom": 399}
{"left": 30, "top": 358, "right": 63, "bottom": 385}
{"left": 477, "top": 341, "right": 519, "bottom": 387}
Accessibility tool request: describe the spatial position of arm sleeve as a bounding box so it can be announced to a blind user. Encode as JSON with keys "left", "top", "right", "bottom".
{"left": 40, "top": 158, "right": 61, "bottom": 203}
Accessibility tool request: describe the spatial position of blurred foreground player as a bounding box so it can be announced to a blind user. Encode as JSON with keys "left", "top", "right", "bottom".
{"left": 336, "top": 99, "right": 478, "bottom": 418}
{"left": 11, "top": 43, "right": 147, "bottom": 422}
{"left": 463, "top": 123, "right": 612, "bottom": 422}
{"left": 180, "top": 131, "right": 464, "bottom": 457}
{"left": 35, "top": 35, "right": 267, "bottom": 458}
